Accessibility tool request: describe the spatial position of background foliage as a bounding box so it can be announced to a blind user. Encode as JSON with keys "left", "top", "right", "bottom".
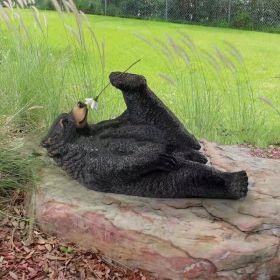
{"left": 35, "top": 0, "right": 280, "bottom": 32}
{"left": 0, "top": 0, "right": 279, "bottom": 148}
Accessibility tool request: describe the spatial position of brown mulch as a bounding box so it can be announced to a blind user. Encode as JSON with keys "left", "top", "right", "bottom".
{"left": 239, "top": 144, "right": 280, "bottom": 160}
{"left": 0, "top": 192, "right": 157, "bottom": 280}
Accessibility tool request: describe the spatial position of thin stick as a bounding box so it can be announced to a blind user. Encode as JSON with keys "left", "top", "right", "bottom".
{"left": 94, "top": 58, "right": 141, "bottom": 101}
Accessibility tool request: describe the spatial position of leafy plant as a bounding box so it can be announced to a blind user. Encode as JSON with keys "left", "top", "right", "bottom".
{"left": 60, "top": 246, "right": 74, "bottom": 253}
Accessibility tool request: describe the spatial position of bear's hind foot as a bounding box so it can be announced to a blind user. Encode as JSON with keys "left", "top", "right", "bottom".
{"left": 109, "top": 72, "right": 147, "bottom": 92}
{"left": 223, "top": 171, "right": 248, "bottom": 199}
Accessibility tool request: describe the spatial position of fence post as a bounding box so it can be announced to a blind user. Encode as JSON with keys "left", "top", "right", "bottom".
{"left": 165, "top": 0, "right": 168, "bottom": 21}
{"left": 104, "top": 0, "right": 107, "bottom": 15}
{"left": 228, "top": 0, "right": 232, "bottom": 24}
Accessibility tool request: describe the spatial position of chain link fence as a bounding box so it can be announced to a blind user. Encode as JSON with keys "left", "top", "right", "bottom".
{"left": 36, "top": 0, "right": 280, "bottom": 32}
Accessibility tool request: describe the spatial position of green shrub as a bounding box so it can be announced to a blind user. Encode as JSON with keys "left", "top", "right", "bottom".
{"left": 35, "top": 0, "right": 53, "bottom": 10}
{"left": 232, "top": 11, "right": 253, "bottom": 29}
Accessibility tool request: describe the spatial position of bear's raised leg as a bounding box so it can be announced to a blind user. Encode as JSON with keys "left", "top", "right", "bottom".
{"left": 109, "top": 72, "right": 202, "bottom": 151}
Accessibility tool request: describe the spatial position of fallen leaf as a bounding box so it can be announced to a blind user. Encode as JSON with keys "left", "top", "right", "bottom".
{"left": 45, "top": 243, "right": 52, "bottom": 252}
{"left": 42, "top": 262, "right": 49, "bottom": 273}
{"left": 37, "top": 238, "right": 46, "bottom": 245}
{"left": 24, "top": 250, "right": 35, "bottom": 259}
{"left": 13, "top": 207, "right": 21, "bottom": 215}
{"left": 19, "top": 221, "right": 25, "bottom": 229}
{"left": 22, "top": 246, "right": 31, "bottom": 253}
{"left": 12, "top": 220, "right": 19, "bottom": 228}
{"left": 9, "top": 271, "right": 18, "bottom": 280}
{"left": 37, "top": 245, "right": 46, "bottom": 251}
{"left": 27, "top": 267, "right": 37, "bottom": 275}
{"left": 46, "top": 254, "right": 67, "bottom": 261}
{"left": 79, "top": 268, "right": 86, "bottom": 280}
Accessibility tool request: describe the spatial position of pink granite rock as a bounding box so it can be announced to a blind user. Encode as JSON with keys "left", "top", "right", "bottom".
{"left": 33, "top": 141, "right": 280, "bottom": 280}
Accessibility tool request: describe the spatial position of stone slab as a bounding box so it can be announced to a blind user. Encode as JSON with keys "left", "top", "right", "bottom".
{"left": 32, "top": 141, "right": 280, "bottom": 280}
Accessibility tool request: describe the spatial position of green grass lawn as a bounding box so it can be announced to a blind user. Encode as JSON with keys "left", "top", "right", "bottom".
{"left": 0, "top": 10, "right": 279, "bottom": 146}
{"left": 45, "top": 13, "right": 280, "bottom": 105}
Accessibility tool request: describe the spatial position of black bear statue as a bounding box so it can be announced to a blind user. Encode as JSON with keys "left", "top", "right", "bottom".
{"left": 41, "top": 72, "right": 248, "bottom": 199}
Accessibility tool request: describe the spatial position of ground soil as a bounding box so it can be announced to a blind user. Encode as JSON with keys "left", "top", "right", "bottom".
{"left": 0, "top": 192, "right": 156, "bottom": 280}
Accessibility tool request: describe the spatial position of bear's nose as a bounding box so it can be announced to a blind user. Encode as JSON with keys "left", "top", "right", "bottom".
{"left": 77, "top": 101, "right": 86, "bottom": 108}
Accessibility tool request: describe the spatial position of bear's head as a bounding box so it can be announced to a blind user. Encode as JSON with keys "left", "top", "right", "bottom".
{"left": 41, "top": 113, "right": 76, "bottom": 149}
{"left": 41, "top": 101, "right": 88, "bottom": 149}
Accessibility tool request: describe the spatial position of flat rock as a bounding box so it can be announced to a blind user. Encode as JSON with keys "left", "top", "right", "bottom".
{"left": 32, "top": 141, "right": 280, "bottom": 280}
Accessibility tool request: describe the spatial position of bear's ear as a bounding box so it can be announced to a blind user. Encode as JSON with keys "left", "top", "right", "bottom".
{"left": 41, "top": 113, "right": 70, "bottom": 148}
{"left": 59, "top": 118, "right": 68, "bottom": 128}
{"left": 71, "top": 102, "right": 88, "bottom": 128}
